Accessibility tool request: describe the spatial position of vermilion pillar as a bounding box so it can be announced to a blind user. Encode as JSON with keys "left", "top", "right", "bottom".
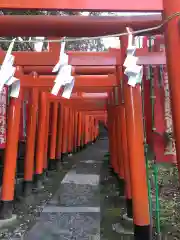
{"left": 23, "top": 86, "right": 38, "bottom": 197}
{"left": 73, "top": 111, "right": 78, "bottom": 153}
{"left": 70, "top": 110, "right": 74, "bottom": 153}
{"left": 91, "top": 117, "right": 93, "bottom": 142}
{"left": 163, "top": 0, "right": 180, "bottom": 177}
{"left": 56, "top": 103, "right": 63, "bottom": 160}
{"left": 95, "top": 119, "right": 99, "bottom": 140}
{"left": 111, "top": 92, "right": 119, "bottom": 174}
{"left": 85, "top": 115, "right": 89, "bottom": 145}
{"left": 71, "top": 110, "right": 74, "bottom": 152}
{"left": 67, "top": 108, "right": 73, "bottom": 154}
{"left": 44, "top": 101, "right": 50, "bottom": 174}
{"left": 92, "top": 117, "right": 95, "bottom": 143}
{"left": 112, "top": 87, "right": 125, "bottom": 196}
{"left": 92, "top": 117, "right": 96, "bottom": 143}
{"left": 77, "top": 112, "right": 82, "bottom": 151}
{"left": 89, "top": 115, "right": 92, "bottom": 144}
{"left": 116, "top": 108, "right": 124, "bottom": 178}
{"left": 34, "top": 92, "right": 48, "bottom": 189}
{"left": 49, "top": 101, "right": 58, "bottom": 170}
{"left": 114, "top": 87, "right": 125, "bottom": 180}
{"left": 89, "top": 116, "right": 92, "bottom": 144}
{"left": 83, "top": 114, "right": 86, "bottom": 146}
{"left": 107, "top": 99, "right": 111, "bottom": 152}
{"left": 73, "top": 111, "right": 76, "bottom": 152}
{"left": 123, "top": 82, "right": 150, "bottom": 238}
{"left": 81, "top": 113, "right": 85, "bottom": 148}
{"left": 119, "top": 84, "right": 132, "bottom": 218}
{"left": 121, "top": 37, "right": 150, "bottom": 239}
{"left": 107, "top": 93, "right": 116, "bottom": 172}
{"left": 62, "top": 107, "right": 69, "bottom": 158}
{"left": 88, "top": 116, "right": 91, "bottom": 144}
{"left": 0, "top": 67, "right": 23, "bottom": 219}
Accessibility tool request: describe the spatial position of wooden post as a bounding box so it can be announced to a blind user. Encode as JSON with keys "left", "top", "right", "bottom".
{"left": 34, "top": 92, "right": 48, "bottom": 190}
{"left": 163, "top": 0, "right": 180, "bottom": 178}
{"left": 121, "top": 36, "right": 150, "bottom": 239}
{"left": 73, "top": 111, "right": 78, "bottom": 153}
{"left": 62, "top": 107, "right": 69, "bottom": 158}
{"left": 23, "top": 86, "right": 38, "bottom": 196}
{"left": 56, "top": 103, "right": 63, "bottom": 160}
{"left": 114, "top": 86, "right": 125, "bottom": 195}
{"left": 49, "top": 102, "right": 58, "bottom": 170}
{"left": 77, "top": 112, "right": 82, "bottom": 151}
{"left": 67, "top": 108, "right": 73, "bottom": 155}
{"left": 0, "top": 67, "right": 23, "bottom": 219}
{"left": 119, "top": 84, "right": 133, "bottom": 218}
{"left": 43, "top": 100, "right": 50, "bottom": 175}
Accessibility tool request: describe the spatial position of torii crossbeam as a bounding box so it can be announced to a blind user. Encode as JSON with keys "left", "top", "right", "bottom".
{"left": 0, "top": 0, "right": 162, "bottom": 11}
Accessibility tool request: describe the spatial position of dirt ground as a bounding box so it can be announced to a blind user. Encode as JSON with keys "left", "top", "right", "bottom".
{"left": 100, "top": 153, "right": 180, "bottom": 240}
{"left": 151, "top": 163, "right": 180, "bottom": 239}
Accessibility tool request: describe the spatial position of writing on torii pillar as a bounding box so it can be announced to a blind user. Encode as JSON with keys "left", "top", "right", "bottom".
{"left": 0, "top": 86, "right": 7, "bottom": 148}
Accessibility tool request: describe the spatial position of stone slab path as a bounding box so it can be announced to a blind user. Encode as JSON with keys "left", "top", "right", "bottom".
{"left": 24, "top": 139, "right": 108, "bottom": 240}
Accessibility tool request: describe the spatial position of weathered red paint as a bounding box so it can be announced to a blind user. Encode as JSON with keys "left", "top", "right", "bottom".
{"left": 0, "top": 15, "right": 162, "bottom": 37}
{"left": 1, "top": 67, "right": 23, "bottom": 202}
{"left": 20, "top": 75, "right": 117, "bottom": 88}
{"left": 0, "top": 0, "right": 162, "bottom": 11}
{"left": 23, "top": 66, "right": 116, "bottom": 75}
{"left": 0, "top": 50, "right": 166, "bottom": 67}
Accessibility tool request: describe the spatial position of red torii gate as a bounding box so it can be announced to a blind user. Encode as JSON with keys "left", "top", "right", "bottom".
{"left": 0, "top": 41, "right": 171, "bottom": 240}
{"left": 0, "top": 1, "right": 179, "bottom": 240}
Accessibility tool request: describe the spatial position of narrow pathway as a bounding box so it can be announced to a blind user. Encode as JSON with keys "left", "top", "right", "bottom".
{"left": 24, "top": 139, "right": 108, "bottom": 240}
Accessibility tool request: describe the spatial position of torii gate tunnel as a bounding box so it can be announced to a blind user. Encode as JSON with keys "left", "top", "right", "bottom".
{"left": 0, "top": 0, "right": 179, "bottom": 239}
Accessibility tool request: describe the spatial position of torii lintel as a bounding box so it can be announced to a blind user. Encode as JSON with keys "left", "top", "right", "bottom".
{"left": 0, "top": 0, "right": 162, "bottom": 11}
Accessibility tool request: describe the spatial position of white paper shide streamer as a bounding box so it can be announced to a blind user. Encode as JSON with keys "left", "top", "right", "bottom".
{"left": 51, "top": 40, "right": 74, "bottom": 99}
{"left": 0, "top": 39, "right": 20, "bottom": 98}
{"left": 123, "top": 28, "right": 143, "bottom": 87}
